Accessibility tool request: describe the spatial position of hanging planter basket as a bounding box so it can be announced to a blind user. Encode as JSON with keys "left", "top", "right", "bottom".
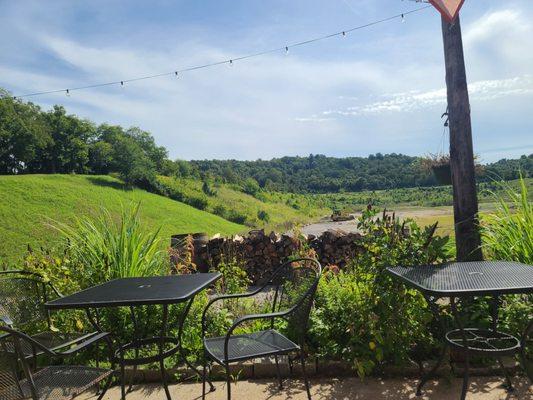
{"left": 431, "top": 163, "right": 452, "bottom": 185}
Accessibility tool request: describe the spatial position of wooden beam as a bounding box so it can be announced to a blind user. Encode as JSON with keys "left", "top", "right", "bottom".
{"left": 441, "top": 15, "right": 483, "bottom": 261}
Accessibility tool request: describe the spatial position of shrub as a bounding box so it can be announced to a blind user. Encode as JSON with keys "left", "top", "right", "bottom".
{"left": 51, "top": 203, "right": 167, "bottom": 287}
{"left": 309, "top": 208, "right": 449, "bottom": 377}
{"left": 185, "top": 195, "right": 208, "bottom": 210}
{"left": 202, "top": 180, "right": 217, "bottom": 197}
{"left": 226, "top": 210, "right": 248, "bottom": 225}
{"left": 257, "top": 210, "right": 270, "bottom": 222}
{"left": 481, "top": 175, "right": 532, "bottom": 264}
{"left": 242, "top": 177, "right": 260, "bottom": 196}
{"left": 480, "top": 175, "right": 532, "bottom": 340}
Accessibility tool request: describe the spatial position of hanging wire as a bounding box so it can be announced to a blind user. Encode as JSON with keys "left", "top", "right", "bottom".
{"left": 12, "top": 5, "right": 432, "bottom": 99}
{"left": 438, "top": 106, "right": 449, "bottom": 155}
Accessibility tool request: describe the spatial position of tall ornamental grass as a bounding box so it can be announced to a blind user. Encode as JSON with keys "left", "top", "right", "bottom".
{"left": 52, "top": 203, "right": 166, "bottom": 287}
{"left": 482, "top": 176, "right": 532, "bottom": 264}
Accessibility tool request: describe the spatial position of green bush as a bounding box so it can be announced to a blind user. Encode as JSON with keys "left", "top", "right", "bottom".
{"left": 309, "top": 208, "right": 449, "bottom": 377}
{"left": 480, "top": 175, "right": 533, "bottom": 341}
{"left": 257, "top": 210, "right": 270, "bottom": 222}
{"left": 51, "top": 203, "right": 167, "bottom": 287}
{"left": 482, "top": 175, "right": 532, "bottom": 264}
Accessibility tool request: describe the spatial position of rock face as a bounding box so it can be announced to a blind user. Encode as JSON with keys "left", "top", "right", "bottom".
{"left": 172, "top": 229, "right": 364, "bottom": 284}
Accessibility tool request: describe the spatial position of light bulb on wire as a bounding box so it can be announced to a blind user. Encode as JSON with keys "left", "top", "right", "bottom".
{"left": 65, "top": 89, "right": 70, "bottom": 97}
{"left": 285, "top": 46, "right": 289, "bottom": 55}
{"left": 401, "top": 13, "right": 405, "bottom": 23}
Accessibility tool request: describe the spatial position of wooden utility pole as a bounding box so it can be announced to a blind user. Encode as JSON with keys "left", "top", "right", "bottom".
{"left": 441, "top": 15, "right": 482, "bottom": 261}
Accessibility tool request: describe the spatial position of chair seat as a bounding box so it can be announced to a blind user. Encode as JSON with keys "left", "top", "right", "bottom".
{"left": 0, "top": 365, "right": 112, "bottom": 400}
{"left": 204, "top": 329, "right": 299, "bottom": 364}
{"left": 3, "top": 331, "right": 98, "bottom": 357}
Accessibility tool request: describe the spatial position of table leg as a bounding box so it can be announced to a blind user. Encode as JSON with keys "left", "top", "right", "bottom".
{"left": 128, "top": 306, "right": 140, "bottom": 393}
{"left": 520, "top": 319, "right": 533, "bottom": 383}
{"left": 86, "top": 308, "right": 116, "bottom": 400}
{"left": 160, "top": 304, "right": 172, "bottom": 400}
{"left": 417, "top": 296, "right": 448, "bottom": 396}
{"left": 450, "top": 297, "right": 470, "bottom": 400}
{"left": 178, "top": 297, "right": 215, "bottom": 392}
{"left": 490, "top": 296, "right": 514, "bottom": 391}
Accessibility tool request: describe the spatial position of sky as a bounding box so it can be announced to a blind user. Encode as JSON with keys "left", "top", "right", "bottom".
{"left": 1, "top": 0, "right": 532, "bottom": 162}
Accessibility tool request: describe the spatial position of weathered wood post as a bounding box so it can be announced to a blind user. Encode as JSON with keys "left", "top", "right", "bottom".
{"left": 441, "top": 15, "right": 483, "bottom": 261}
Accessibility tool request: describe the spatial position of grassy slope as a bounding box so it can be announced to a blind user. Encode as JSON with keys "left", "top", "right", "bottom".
{"left": 0, "top": 175, "right": 244, "bottom": 266}
{"left": 157, "top": 176, "right": 329, "bottom": 231}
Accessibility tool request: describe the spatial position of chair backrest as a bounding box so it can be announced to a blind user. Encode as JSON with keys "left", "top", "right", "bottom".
{"left": 0, "top": 328, "right": 22, "bottom": 400}
{"left": 0, "top": 271, "right": 55, "bottom": 331}
{"left": 0, "top": 324, "right": 52, "bottom": 400}
{"left": 269, "top": 258, "right": 322, "bottom": 344}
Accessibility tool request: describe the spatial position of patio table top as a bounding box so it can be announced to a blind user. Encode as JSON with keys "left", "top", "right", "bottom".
{"left": 45, "top": 273, "right": 221, "bottom": 309}
{"left": 386, "top": 261, "right": 533, "bottom": 297}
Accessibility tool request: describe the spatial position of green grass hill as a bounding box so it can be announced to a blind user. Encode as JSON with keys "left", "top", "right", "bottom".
{"left": 0, "top": 174, "right": 245, "bottom": 266}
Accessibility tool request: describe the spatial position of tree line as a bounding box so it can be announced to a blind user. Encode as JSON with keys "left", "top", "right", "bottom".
{"left": 1, "top": 90, "right": 531, "bottom": 193}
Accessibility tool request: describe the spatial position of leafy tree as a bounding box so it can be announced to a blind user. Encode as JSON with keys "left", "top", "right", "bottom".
{"left": 0, "top": 92, "right": 51, "bottom": 173}
{"left": 88, "top": 141, "right": 114, "bottom": 174}
{"left": 242, "top": 177, "right": 260, "bottom": 196}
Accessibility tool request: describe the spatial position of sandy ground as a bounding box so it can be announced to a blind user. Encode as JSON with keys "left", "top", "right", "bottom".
{"left": 301, "top": 207, "right": 454, "bottom": 237}
{"left": 87, "top": 377, "right": 532, "bottom": 400}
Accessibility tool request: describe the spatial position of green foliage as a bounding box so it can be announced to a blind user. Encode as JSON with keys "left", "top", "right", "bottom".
{"left": 155, "top": 176, "right": 327, "bottom": 231}
{"left": 257, "top": 210, "right": 270, "bottom": 222}
{"left": 479, "top": 175, "right": 533, "bottom": 342}
{"left": 309, "top": 209, "right": 449, "bottom": 377}
{"left": 0, "top": 174, "right": 244, "bottom": 265}
{"left": 481, "top": 175, "right": 532, "bottom": 264}
{"left": 242, "top": 177, "right": 261, "bottom": 196}
{"left": 202, "top": 180, "right": 217, "bottom": 196}
{"left": 51, "top": 204, "right": 167, "bottom": 286}
{"left": 1, "top": 90, "right": 531, "bottom": 195}
{"left": 191, "top": 154, "right": 533, "bottom": 193}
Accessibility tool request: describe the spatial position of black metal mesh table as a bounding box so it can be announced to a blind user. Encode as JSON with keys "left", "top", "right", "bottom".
{"left": 387, "top": 261, "right": 533, "bottom": 297}
{"left": 45, "top": 273, "right": 221, "bottom": 400}
{"left": 387, "top": 261, "right": 533, "bottom": 400}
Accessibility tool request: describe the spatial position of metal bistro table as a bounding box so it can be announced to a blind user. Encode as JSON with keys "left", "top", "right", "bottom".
{"left": 45, "top": 273, "right": 221, "bottom": 400}
{"left": 387, "top": 261, "right": 533, "bottom": 400}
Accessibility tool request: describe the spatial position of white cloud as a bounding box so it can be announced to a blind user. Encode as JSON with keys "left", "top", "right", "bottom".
{"left": 1, "top": 2, "right": 532, "bottom": 161}
{"left": 318, "top": 75, "right": 533, "bottom": 117}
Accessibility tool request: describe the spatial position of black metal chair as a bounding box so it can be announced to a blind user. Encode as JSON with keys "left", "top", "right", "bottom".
{"left": 0, "top": 271, "right": 101, "bottom": 362}
{"left": 0, "top": 320, "right": 113, "bottom": 400}
{"left": 201, "top": 258, "right": 322, "bottom": 400}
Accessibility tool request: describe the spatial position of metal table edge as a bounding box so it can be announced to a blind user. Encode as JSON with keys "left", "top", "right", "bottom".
{"left": 386, "top": 267, "right": 533, "bottom": 298}
{"left": 45, "top": 272, "right": 222, "bottom": 310}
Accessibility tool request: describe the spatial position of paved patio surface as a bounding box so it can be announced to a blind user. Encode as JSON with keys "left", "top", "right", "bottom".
{"left": 87, "top": 377, "right": 532, "bottom": 400}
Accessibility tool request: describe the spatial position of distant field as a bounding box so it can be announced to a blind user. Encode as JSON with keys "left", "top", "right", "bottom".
{"left": 0, "top": 175, "right": 244, "bottom": 266}
{"left": 1, "top": 174, "right": 527, "bottom": 265}
{"left": 157, "top": 176, "right": 328, "bottom": 231}
{"left": 315, "top": 178, "right": 532, "bottom": 211}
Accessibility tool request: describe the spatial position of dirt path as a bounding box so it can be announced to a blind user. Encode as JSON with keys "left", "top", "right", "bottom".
{"left": 301, "top": 207, "right": 454, "bottom": 237}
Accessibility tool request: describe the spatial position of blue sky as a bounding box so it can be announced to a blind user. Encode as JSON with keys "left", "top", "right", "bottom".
{"left": 1, "top": 0, "right": 532, "bottom": 162}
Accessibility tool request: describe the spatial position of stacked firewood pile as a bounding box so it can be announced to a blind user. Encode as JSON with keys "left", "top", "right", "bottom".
{"left": 173, "top": 229, "right": 365, "bottom": 284}
{"left": 308, "top": 230, "right": 364, "bottom": 267}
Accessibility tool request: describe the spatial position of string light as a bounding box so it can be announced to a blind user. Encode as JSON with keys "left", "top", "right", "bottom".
{"left": 11, "top": 4, "right": 432, "bottom": 99}
{"left": 65, "top": 89, "right": 70, "bottom": 97}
